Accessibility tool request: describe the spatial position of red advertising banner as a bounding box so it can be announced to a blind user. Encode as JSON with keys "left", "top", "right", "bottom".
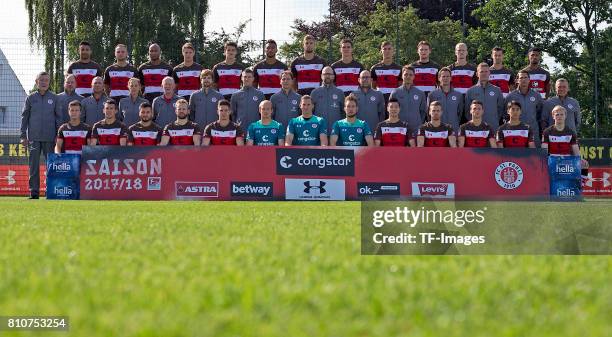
{"left": 80, "top": 146, "right": 550, "bottom": 200}
{"left": 582, "top": 166, "right": 612, "bottom": 197}
{"left": 0, "top": 165, "right": 46, "bottom": 195}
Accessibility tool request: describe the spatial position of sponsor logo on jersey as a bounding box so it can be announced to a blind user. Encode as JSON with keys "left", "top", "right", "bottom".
{"left": 276, "top": 148, "right": 355, "bottom": 176}
{"left": 175, "top": 181, "right": 219, "bottom": 198}
{"left": 357, "top": 182, "right": 400, "bottom": 197}
{"left": 231, "top": 182, "right": 273, "bottom": 199}
{"left": 494, "top": 162, "right": 524, "bottom": 190}
{"left": 411, "top": 182, "right": 455, "bottom": 198}
{"left": 285, "top": 179, "right": 345, "bottom": 200}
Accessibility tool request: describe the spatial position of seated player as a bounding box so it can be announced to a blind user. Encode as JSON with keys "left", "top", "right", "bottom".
{"left": 90, "top": 99, "right": 128, "bottom": 146}
{"left": 159, "top": 99, "right": 202, "bottom": 146}
{"left": 202, "top": 100, "right": 245, "bottom": 146}
{"left": 55, "top": 100, "right": 91, "bottom": 154}
{"left": 416, "top": 101, "right": 456, "bottom": 147}
{"left": 127, "top": 102, "right": 162, "bottom": 146}
{"left": 496, "top": 100, "right": 535, "bottom": 148}
{"left": 330, "top": 94, "right": 374, "bottom": 146}
{"left": 285, "top": 95, "right": 328, "bottom": 146}
{"left": 246, "top": 100, "right": 285, "bottom": 146}
{"left": 374, "top": 98, "right": 413, "bottom": 146}
{"left": 458, "top": 100, "right": 496, "bottom": 148}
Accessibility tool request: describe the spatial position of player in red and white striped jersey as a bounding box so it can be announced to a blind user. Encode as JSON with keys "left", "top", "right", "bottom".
{"left": 203, "top": 100, "right": 245, "bottom": 146}
{"left": 253, "top": 39, "right": 288, "bottom": 99}
{"left": 55, "top": 100, "right": 91, "bottom": 154}
{"left": 496, "top": 100, "right": 536, "bottom": 148}
{"left": 127, "top": 102, "right": 162, "bottom": 146}
{"left": 173, "top": 43, "right": 203, "bottom": 101}
{"left": 90, "top": 100, "right": 128, "bottom": 146}
{"left": 213, "top": 41, "right": 245, "bottom": 100}
{"left": 103, "top": 44, "right": 138, "bottom": 104}
{"left": 138, "top": 43, "right": 174, "bottom": 103}
{"left": 417, "top": 101, "right": 456, "bottom": 147}
{"left": 409, "top": 40, "right": 440, "bottom": 95}
{"left": 374, "top": 98, "right": 413, "bottom": 147}
{"left": 447, "top": 43, "right": 477, "bottom": 94}
{"left": 489, "top": 47, "right": 515, "bottom": 98}
{"left": 67, "top": 41, "right": 103, "bottom": 97}
{"left": 458, "top": 100, "right": 496, "bottom": 148}
{"left": 331, "top": 38, "right": 364, "bottom": 96}
{"left": 370, "top": 41, "right": 402, "bottom": 103}
{"left": 160, "top": 99, "right": 202, "bottom": 146}
{"left": 521, "top": 47, "right": 550, "bottom": 98}
{"left": 542, "top": 105, "right": 579, "bottom": 156}
{"left": 290, "top": 35, "right": 328, "bottom": 96}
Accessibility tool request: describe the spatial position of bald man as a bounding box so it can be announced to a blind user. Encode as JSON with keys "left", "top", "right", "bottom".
{"left": 311, "top": 66, "right": 345, "bottom": 134}
{"left": 447, "top": 42, "right": 477, "bottom": 94}
{"left": 152, "top": 76, "right": 181, "bottom": 127}
{"left": 138, "top": 43, "right": 174, "bottom": 103}
{"left": 81, "top": 76, "right": 109, "bottom": 125}
{"left": 56, "top": 73, "right": 84, "bottom": 127}
{"left": 246, "top": 100, "right": 285, "bottom": 146}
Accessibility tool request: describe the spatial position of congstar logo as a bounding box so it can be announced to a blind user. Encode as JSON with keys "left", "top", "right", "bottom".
{"left": 276, "top": 148, "right": 355, "bottom": 176}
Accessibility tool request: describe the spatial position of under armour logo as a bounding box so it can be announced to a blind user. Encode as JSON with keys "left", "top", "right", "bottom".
{"left": 582, "top": 172, "right": 611, "bottom": 188}
{"left": 303, "top": 180, "right": 326, "bottom": 193}
{"left": 0, "top": 170, "right": 16, "bottom": 185}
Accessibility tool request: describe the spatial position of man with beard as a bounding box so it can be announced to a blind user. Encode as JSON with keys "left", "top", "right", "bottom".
{"left": 270, "top": 70, "right": 301, "bottom": 129}
{"left": 138, "top": 43, "right": 174, "bottom": 103}
{"left": 90, "top": 99, "right": 128, "bottom": 146}
{"left": 189, "top": 69, "right": 224, "bottom": 127}
{"left": 521, "top": 47, "right": 550, "bottom": 98}
{"left": 505, "top": 70, "right": 544, "bottom": 146}
{"left": 389, "top": 66, "right": 427, "bottom": 137}
{"left": 160, "top": 99, "right": 202, "bottom": 146}
{"left": 55, "top": 100, "right": 91, "bottom": 154}
{"left": 230, "top": 68, "right": 265, "bottom": 129}
{"left": 290, "top": 35, "right": 327, "bottom": 95}
{"left": 417, "top": 101, "right": 456, "bottom": 147}
{"left": 103, "top": 44, "right": 138, "bottom": 103}
{"left": 127, "top": 102, "right": 162, "bottom": 146}
{"left": 351, "top": 70, "right": 385, "bottom": 135}
{"left": 311, "top": 66, "right": 344, "bottom": 135}
{"left": 458, "top": 100, "right": 496, "bottom": 148}
{"left": 152, "top": 77, "right": 182, "bottom": 128}
{"left": 330, "top": 94, "right": 374, "bottom": 147}
{"left": 56, "top": 74, "right": 84, "bottom": 127}
{"left": 203, "top": 100, "right": 245, "bottom": 146}
{"left": 67, "top": 41, "right": 103, "bottom": 97}
{"left": 428, "top": 67, "right": 464, "bottom": 132}
{"left": 465, "top": 63, "right": 504, "bottom": 132}
{"left": 253, "top": 39, "right": 288, "bottom": 99}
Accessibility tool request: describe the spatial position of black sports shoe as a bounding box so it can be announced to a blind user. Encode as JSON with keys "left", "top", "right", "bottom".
{"left": 28, "top": 195, "right": 39, "bottom": 199}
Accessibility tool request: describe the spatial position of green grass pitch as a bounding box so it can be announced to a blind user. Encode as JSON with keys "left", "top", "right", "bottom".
{"left": 0, "top": 198, "right": 610, "bottom": 336}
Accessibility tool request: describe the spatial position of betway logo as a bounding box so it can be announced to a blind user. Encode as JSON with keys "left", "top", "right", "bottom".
{"left": 231, "top": 182, "right": 273, "bottom": 198}
{"left": 276, "top": 148, "right": 355, "bottom": 176}
{"left": 411, "top": 182, "right": 455, "bottom": 198}
{"left": 176, "top": 182, "right": 219, "bottom": 198}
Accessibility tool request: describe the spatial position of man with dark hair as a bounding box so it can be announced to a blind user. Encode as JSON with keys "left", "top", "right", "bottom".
{"left": 81, "top": 76, "right": 109, "bottom": 125}
{"left": 489, "top": 47, "right": 515, "bottom": 98}
{"left": 213, "top": 41, "right": 245, "bottom": 100}
{"left": 410, "top": 40, "right": 440, "bottom": 95}
{"left": 173, "top": 42, "right": 203, "bottom": 100}
{"left": 428, "top": 67, "right": 463, "bottom": 132}
{"left": 290, "top": 35, "right": 328, "bottom": 95}
{"left": 285, "top": 95, "right": 328, "bottom": 146}
{"left": 55, "top": 100, "right": 91, "bottom": 154}
{"left": 203, "top": 100, "right": 245, "bottom": 146}
{"left": 56, "top": 74, "right": 84, "bottom": 127}
{"left": 230, "top": 68, "right": 265, "bottom": 129}
{"left": 127, "top": 102, "right": 162, "bottom": 146}
{"left": 90, "top": 99, "right": 128, "bottom": 146}
{"left": 138, "top": 43, "right": 174, "bottom": 103}
{"left": 389, "top": 65, "right": 427, "bottom": 137}
{"left": 496, "top": 100, "right": 536, "bottom": 148}
{"left": 160, "top": 99, "right": 202, "bottom": 146}
{"left": 505, "top": 70, "right": 544, "bottom": 146}
{"left": 331, "top": 38, "right": 364, "bottom": 96}
{"left": 103, "top": 44, "right": 138, "bottom": 103}
{"left": 458, "top": 100, "right": 496, "bottom": 148}
{"left": 189, "top": 69, "right": 224, "bottom": 127}
{"left": 20, "top": 71, "right": 59, "bottom": 199}
{"left": 374, "top": 98, "right": 413, "bottom": 147}
{"left": 119, "top": 77, "right": 148, "bottom": 126}
{"left": 351, "top": 70, "right": 385, "bottom": 135}
{"left": 330, "top": 94, "right": 374, "bottom": 146}
{"left": 447, "top": 42, "right": 477, "bottom": 94}
{"left": 417, "top": 101, "right": 456, "bottom": 147}
{"left": 67, "top": 41, "right": 103, "bottom": 97}
{"left": 311, "top": 66, "right": 344, "bottom": 135}
{"left": 521, "top": 47, "right": 550, "bottom": 98}
{"left": 370, "top": 41, "right": 402, "bottom": 103}
{"left": 271, "top": 70, "right": 301, "bottom": 129}
{"left": 253, "top": 39, "right": 288, "bottom": 99}
{"left": 465, "top": 63, "right": 504, "bottom": 132}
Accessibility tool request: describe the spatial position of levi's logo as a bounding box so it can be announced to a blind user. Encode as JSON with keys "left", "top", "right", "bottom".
{"left": 176, "top": 182, "right": 219, "bottom": 198}
{"left": 411, "top": 182, "right": 455, "bottom": 198}
{"left": 419, "top": 184, "right": 448, "bottom": 195}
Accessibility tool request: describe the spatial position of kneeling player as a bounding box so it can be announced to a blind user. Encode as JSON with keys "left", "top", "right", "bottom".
{"left": 90, "top": 99, "right": 128, "bottom": 146}
{"left": 285, "top": 95, "right": 328, "bottom": 146}
{"left": 55, "top": 100, "right": 91, "bottom": 154}
{"left": 160, "top": 99, "right": 203, "bottom": 145}
{"left": 374, "top": 98, "right": 413, "bottom": 146}
{"left": 496, "top": 100, "right": 535, "bottom": 148}
{"left": 330, "top": 94, "right": 374, "bottom": 146}
{"left": 247, "top": 100, "right": 285, "bottom": 146}
{"left": 128, "top": 102, "right": 162, "bottom": 146}
{"left": 416, "top": 101, "right": 456, "bottom": 147}
{"left": 458, "top": 100, "right": 496, "bottom": 147}
{"left": 202, "top": 100, "right": 244, "bottom": 146}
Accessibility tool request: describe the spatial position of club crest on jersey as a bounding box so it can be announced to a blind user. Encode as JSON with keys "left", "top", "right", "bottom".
{"left": 489, "top": 91, "right": 495, "bottom": 96}
{"left": 253, "top": 96, "right": 258, "bottom": 101}
{"left": 312, "top": 124, "right": 318, "bottom": 128}
{"left": 451, "top": 96, "right": 457, "bottom": 101}
{"left": 211, "top": 97, "right": 217, "bottom": 103}
{"left": 494, "top": 161, "right": 524, "bottom": 190}
{"left": 332, "top": 94, "right": 338, "bottom": 100}
{"left": 370, "top": 96, "right": 376, "bottom": 102}
{"left": 48, "top": 99, "right": 54, "bottom": 104}
{"left": 413, "top": 95, "right": 419, "bottom": 100}
{"left": 568, "top": 104, "right": 573, "bottom": 109}
{"left": 271, "top": 129, "right": 277, "bottom": 134}
{"left": 357, "top": 128, "right": 363, "bottom": 133}
{"left": 292, "top": 100, "right": 298, "bottom": 105}
{"left": 530, "top": 96, "right": 536, "bottom": 102}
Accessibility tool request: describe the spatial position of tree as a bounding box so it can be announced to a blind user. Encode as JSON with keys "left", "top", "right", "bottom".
{"left": 26, "top": 0, "right": 208, "bottom": 91}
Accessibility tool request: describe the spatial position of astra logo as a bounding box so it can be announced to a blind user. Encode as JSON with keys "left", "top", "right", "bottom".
{"left": 304, "top": 180, "right": 326, "bottom": 194}
{"left": 175, "top": 182, "right": 219, "bottom": 198}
